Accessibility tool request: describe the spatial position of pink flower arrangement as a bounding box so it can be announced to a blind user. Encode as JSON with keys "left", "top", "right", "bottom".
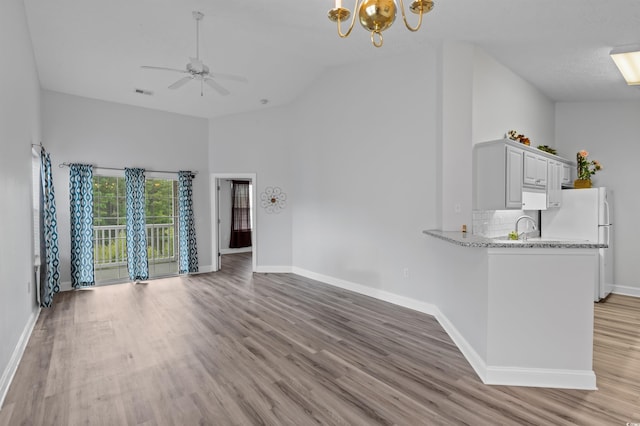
{"left": 577, "top": 150, "right": 602, "bottom": 181}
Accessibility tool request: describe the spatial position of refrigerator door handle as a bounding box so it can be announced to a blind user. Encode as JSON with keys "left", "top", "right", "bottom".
{"left": 603, "top": 198, "right": 611, "bottom": 226}
{"left": 598, "top": 224, "right": 612, "bottom": 246}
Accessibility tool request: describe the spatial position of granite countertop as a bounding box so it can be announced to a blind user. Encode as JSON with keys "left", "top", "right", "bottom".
{"left": 423, "top": 230, "right": 607, "bottom": 249}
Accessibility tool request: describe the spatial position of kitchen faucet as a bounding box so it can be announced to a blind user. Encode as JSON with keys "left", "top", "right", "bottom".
{"left": 515, "top": 215, "right": 537, "bottom": 240}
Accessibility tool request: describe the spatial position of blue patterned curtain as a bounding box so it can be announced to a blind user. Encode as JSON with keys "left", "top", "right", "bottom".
{"left": 39, "top": 149, "right": 60, "bottom": 307}
{"left": 69, "top": 164, "right": 94, "bottom": 288}
{"left": 125, "top": 168, "right": 149, "bottom": 281}
{"left": 178, "top": 171, "right": 198, "bottom": 274}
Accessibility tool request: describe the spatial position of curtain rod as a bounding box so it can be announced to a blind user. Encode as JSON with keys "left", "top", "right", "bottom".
{"left": 58, "top": 162, "right": 198, "bottom": 176}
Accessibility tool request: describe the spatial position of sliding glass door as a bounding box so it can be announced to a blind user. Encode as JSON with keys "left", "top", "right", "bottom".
{"left": 145, "top": 178, "right": 179, "bottom": 278}
{"left": 93, "top": 175, "right": 178, "bottom": 282}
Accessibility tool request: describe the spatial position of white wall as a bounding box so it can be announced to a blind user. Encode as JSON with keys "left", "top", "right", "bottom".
{"left": 556, "top": 101, "right": 640, "bottom": 296}
{"left": 438, "top": 44, "right": 556, "bottom": 231}
{"left": 429, "top": 237, "right": 489, "bottom": 362}
{"left": 290, "top": 49, "right": 439, "bottom": 302}
{"left": 207, "top": 44, "right": 556, "bottom": 307}
{"left": 472, "top": 49, "right": 556, "bottom": 147}
{"left": 440, "top": 41, "right": 475, "bottom": 231}
{"left": 209, "top": 107, "right": 293, "bottom": 268}
{"left": 41, "top": 91, "right": 211, "bottom": 285}
{"left": 0, "top": 0, "right": 41, "bottom": 405}
{"left": 433, "top": 45, "right": 561, "bottom": 376}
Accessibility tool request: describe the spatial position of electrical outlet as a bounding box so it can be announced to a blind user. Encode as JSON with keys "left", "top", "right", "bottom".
{"left": 402, "top": 267, "right": 409, "bottom": 279}
{"left": 454, "top": 203, "right": 461, "bottom": 213}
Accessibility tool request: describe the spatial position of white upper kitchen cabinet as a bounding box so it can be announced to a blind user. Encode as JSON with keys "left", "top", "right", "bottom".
{"left": 547, "top": 159, "right": 562, "bottom": 208}
{"left": 523, "top": 152, "right": 548, "bottom": 188}
{"left": 474, "top": 139, "right": 576, "bottom": 211}
{"left": 561, "top": 162, "right": 572, "bottom": 186}
{"left": 474, "top": 140, "right": 523, "bottom": 210}
{"left": 505, "top": 146, "right": 524, "bottom": 209}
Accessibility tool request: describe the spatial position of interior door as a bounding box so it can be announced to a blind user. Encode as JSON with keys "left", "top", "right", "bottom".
{"left": 216, "top": 178, "right": 222, "bottom": 270}
{"left": 212, "top": 173, "right": 257, "bottom": 274}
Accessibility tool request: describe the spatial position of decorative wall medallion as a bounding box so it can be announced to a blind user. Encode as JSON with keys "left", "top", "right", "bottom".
{"left": 261, "top": 187, "right": 286, "bottom": 214}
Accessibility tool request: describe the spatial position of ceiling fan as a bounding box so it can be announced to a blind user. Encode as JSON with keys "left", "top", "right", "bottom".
{"left": 141, "top": 11, "right": 247, "bottom": 96}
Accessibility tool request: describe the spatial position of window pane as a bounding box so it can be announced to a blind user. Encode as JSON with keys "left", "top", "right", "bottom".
{"left": 145, "top": 178, "right": 178, "bottom": 277}
{"left": 93, "top": 176, "right": 128, "bottom": 281}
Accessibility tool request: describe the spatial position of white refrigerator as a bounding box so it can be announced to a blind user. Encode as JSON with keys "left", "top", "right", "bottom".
{"left": 541, "top": 187, "right": 613, "bottom": 301}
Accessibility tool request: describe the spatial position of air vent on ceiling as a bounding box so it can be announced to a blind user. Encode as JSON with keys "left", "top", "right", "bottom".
{"left": 134, "top": 88, "right": 153, "bottom": 96}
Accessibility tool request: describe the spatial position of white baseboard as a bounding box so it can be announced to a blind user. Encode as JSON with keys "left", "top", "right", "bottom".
{"left": 434, "top": 307, "right": 596, "bottom": 389}
{"left": 0, "top": 308, "right": 41, "bottom": 409}
{"left": 485, "top": 366, "right": 597, "bottom": 390}
{"left": 255, "top": 266, "right": 293, "bottom": 273}
{"left": 431, "top": 307, "right": 488, "bottom": 383}
{"left": 290, "top": 267, "right": 489, "bottom": 385}
{"left": 220, "top": 248, "right": 252, "bottom": 255}
{"left": 193, "top": 265, "right": 214, "bottom": 274}
{"left": 291, "top": 267, "right": 437, "bottom": 316}
{"left": 289, "top": 267, "right": 596, "bottom": 390}
{"left": 612, "top": 285, "right": 640, "bottom": 298}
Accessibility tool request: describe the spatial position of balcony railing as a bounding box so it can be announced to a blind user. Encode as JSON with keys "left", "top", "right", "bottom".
{"left": 93, "top": 223, "right": 177, "bottom": 269}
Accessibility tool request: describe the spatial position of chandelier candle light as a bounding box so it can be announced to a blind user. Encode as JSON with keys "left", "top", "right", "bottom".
{"left": 328, "top": 0, "right": 434, "bottom": 47}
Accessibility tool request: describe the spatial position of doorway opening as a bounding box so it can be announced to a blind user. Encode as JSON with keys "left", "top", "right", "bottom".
{"left": 211, "top": 173, "right": 257, "bottom": 272}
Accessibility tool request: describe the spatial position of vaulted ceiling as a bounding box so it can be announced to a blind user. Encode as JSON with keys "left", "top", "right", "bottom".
{"left": 24, "top": 0, "right": 640, "bottom": 119}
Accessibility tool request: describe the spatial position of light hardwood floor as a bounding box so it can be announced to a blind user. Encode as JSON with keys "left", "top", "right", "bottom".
{"left": 1, "top": 253, "right": 639, "bottom": 425}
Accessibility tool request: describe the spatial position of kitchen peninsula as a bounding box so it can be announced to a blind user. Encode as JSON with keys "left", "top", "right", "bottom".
{"left": 423, "top": 230, "right": 605, "bottom": 390}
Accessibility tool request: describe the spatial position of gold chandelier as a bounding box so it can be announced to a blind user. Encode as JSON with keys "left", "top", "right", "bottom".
{"left": 328, "top": 0, "right": 434, "bottom": 48}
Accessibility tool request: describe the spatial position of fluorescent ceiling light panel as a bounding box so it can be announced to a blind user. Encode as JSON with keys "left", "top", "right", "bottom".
{"left": 610, "top": 46, "right": 640, "bottom": 85}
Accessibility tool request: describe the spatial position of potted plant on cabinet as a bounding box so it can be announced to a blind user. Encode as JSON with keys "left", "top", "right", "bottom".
{"left": 575, "top": 150, "right": 602, "bottom": 188}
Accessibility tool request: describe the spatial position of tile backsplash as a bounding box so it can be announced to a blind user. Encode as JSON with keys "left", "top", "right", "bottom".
{"left": 472, "top": 210, "right": 539, "bottom": 238}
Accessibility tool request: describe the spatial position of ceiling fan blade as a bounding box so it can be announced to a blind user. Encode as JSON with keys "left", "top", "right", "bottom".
{"left": 141, "top": 65, "right": 188, "bottom": 73}
{"left": 204, "top": 78, "right": 230, "bottom": 96}
{"left": 168, "top": 76, "right": 193, "bottom": 90}
{"left": 210, "top": 72, "right": 248, "bottom": 83}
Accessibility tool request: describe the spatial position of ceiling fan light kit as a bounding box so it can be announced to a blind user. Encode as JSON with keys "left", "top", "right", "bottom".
{"left": 141, "top": 11, "right": 247, "bottom": 96}
{"left": 328, "top": 0, "right": 434, "bottom": 47}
